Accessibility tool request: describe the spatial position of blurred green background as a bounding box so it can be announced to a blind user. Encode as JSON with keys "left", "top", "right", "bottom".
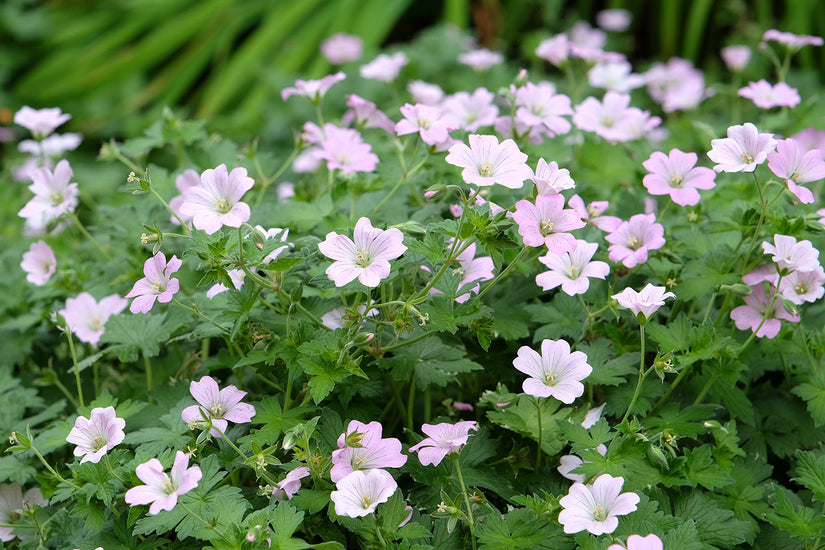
{"left": 2, "top": 0, "right": 823, "bottom": 141}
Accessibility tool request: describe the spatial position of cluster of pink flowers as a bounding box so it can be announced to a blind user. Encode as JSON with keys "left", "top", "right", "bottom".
{"left": 572, "top": 91, "right": 660, "bottom": 143}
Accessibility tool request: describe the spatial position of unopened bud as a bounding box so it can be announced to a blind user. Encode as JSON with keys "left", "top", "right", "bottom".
{"left": 648, "top": 446, "right": 669, "bottom": 470}
{"left": 721, "top": 283, "right": 752, "bottom": 296}
{"left": 351, "top": 332, "right": 374, "bottom": 346}
{"left": 514, "top": 68, "right": 529, "bottom": 87}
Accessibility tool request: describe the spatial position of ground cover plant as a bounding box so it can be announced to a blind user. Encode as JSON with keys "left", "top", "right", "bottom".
{"left": 5, "top": 9, "right": 825, "bottom": 550}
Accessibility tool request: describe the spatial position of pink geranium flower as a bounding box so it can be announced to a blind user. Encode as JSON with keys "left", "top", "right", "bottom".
{"left": 281, "top": 72, "right": 345, "bottom": 103}
{"left": 515, "top": 82, "right": 573, "bottom": 137}
{"left": 531, "top": 159, "right": 575, "bottom": 194}
{"left": 608, "top": 534, "right": 664, "bottom": 550}
{"left": 425, "top": 242, "right": 495, "bottom": 303}
{"left": 605, "top": 213, "right": 665, "bottom": 268}
{"left": 124, "top": 451, "right": 202, "bottom": 515}
{"left": 343, "top": 94, "right": 395, "bottom": 133}
{"left": 558, "top": 474, "right": 640, "bottom": 535}
{"left": 272, "top": 466, "right": 311, "bottom": 501}
{"left": 596, "top": 9, "right": 632, "bottom": 31}
{"left": 330, "top": 469, "right": 397, "bottom": 518}
{"left": 779, "top": 267, "right": 825, "bottom": 305}
{"left": 738, "top": 80, "right": 800, "bottom": 109}
{"left": 314, "top": 125, "right": 379, "bottom": 173}
{"left": 730, "top": 284, "right": 800, "bottom": 338}
{"left": 0, "top": 484, "right": 47, "bottom": 542}
{"left": 442, "top": 88, "right": 499, "bottom": 132}
{"left": 536, "top": 239, "right": 609, "bottom": 296}
{"left": 645, "top": 58, "right": 707, "bottom": 113}
{"left": 588, "top": 60, "right": 646, "bottom": 93}
{"left": 457, "top": 48, "right": 504, "bottom": 71}
{"left": 408, "top": 80, "right": 445, "bottom": 105}
{"left": 409, "top": 421, "right": 478, "bottom": 466}
{"left": 721, "top": 45, "right": 752, "bottom": 72}
{"left": 14, "top": 106, "right": 71, "bottom": 138}
{"left": 59, "top": 292, "right": 127, "bottom": 346}
{"left": 360, "top": 52, "right": 408, "bottom": 82}
{"left": 19, "top": 132, "right": 82, "bottom": 159}
{"left": 66, "top": 406, "right": 125, "bottom": 464}
{"left": 642, "top": 149, "right": 716, "bottom": 206}
{"left": 767, "top": 138, "right": 825, "bottom": 204}
{"left": 512, "top": 339, "right": 592, "bottom": 403}
{"left": 707, "top": 123, "right": 776, "bottom": 173}
{"left": 512, "top": 194, "right": 585, "bottom": 253}
{"left": 168, "top": 169, "right": 200, "bottom": 226}
{"left": 612, "top": 284, "right": 675, "bottom": 321}
{"left": 330, "top": 421, "right": 407, "bottom": 483}
{"left": 318, "top": 217, "right": 407, "bottom": 288}
{"left": 445, "top": 134, "right": 532, "bottom": 189}
{"left": 181, "top": 376, "right": 256, "bottom": 438}
{"left": 762, "top": 234, "right": 821, "bottom": 273}
{"left": 21, "top": 240, "right": 56, "bottom": 286}
{"left": 125, "top": 252, "right": 182, "bottom": 314}
{"left": 179, "top": 164, "right": 254, "bottom": 235}
{"left": 320, "top": 33, "right": 363, "bottom": 64}
{"left": 395, "top": 103, "right": 457, "bottom": 146}
{"left": 763, "top": 29, "right": 824, "bottom": 50}
{"left": 568, "top": 195, "right": 622, "bottom": 232}
{"left": 573, "top": 92, "right": 657, "bottom": 142}
{"left": 18, "top": 159, "right": 79, "bottom": 229}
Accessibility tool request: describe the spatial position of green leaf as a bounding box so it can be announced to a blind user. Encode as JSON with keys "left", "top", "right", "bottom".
{"left": 685, "top": 445, "right": 733, "bottom": 490}
{"left": 486, "top": 395, "right": 567, "bottom": 456}
{"left": 575, "top": 340, "right": 637, "bottom": 386}
{"left": 792, "top": 380, "right": 825, "bottom": 427}
{"left": 100, "top": 312, "right": 183, "bottom": 362}
{"left": 556, "top": 418, "right": 612, "bottom": 454}
{"left": 528, "top": 293, "right": 587, "bottom": 341}
{"left": 378, "top": 337, "right": 482, "bottom": 388}
{"left": 661, "top": 520, "right": 703, "bottom": 550}
{"left": 0, "top": 455, "right": 36, "bottom": 484}
{"left": 269, "top": 502, "right": 304, "bottom": 546}
{"left": 793, "top": 449, "right": 825, "bottom": 503}
{"left": 646, "top": 313, "right": 692, "bottom": 351}
{"left": 476, "top": 507, "right": 568, "bottom": 550}
{"left": 766, "top": 484, "right": 825, "bottom": 540}
{"left": 673, "top": 491, "right": 751, "bottom": 548}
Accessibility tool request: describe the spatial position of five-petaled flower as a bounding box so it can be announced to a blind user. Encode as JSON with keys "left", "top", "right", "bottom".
{"left": 21, "top": 240, "right": 57, "bottom": 286}
{"left": 409, "top": 421, "right": 477, "bottom": 466}
{"left": 318, "top": 217, "right": 407, "bottom": 287}
{"left": 330, "top": 469, "right": 398, "bottom": 518}
{"left": 126, "top": 252, "right": 182, "bottom": 314}
{"left": 179, "top": 164, "right": 254, "bottom": 235}
{"left": 707, "top": 122, "right": 776, "bottom": 173}
{"left": 608, "top": 534, "right": 664, "bottom": 550}
{"left": 536, "top": 239, "right": 610, "bottom": 296}
{"left": 124, "top": 451, "right": 202, "bottom": 515}
{"left": 445, "top": 134, "right": 532, "bottom": 189}
{"left": 66, "top": 406, "right": 126, "bottom": 464}
{"left": 558, "top": 473, "right": 640, "bottom": 535}
{"left": 612, "top": 284, "right": 675, "bottom": 322}
{"left": 181, "top": 376, "right": 256, "bottom": 438}
{"left": 59, "top": 292, "right": 127, "bottom": 346}
{"left": 642, "top": 148, "right": 716, "bottom": 206}
{"left": 512, "top": 339, "right": 592, "bottom": 403}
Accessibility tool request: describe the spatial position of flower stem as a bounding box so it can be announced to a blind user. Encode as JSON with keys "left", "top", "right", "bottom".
{"left": 65, "top": 331, "right": 85, "bottom": 415}
{"left": 143, "top": 352, "right": 154, "bottom": 393}
{"left": 452, "top": 456, "right": 477, "bottom": 550}
{"left": 621, "top": 324, "right": 647, "bottom": 425}
{"left": 532, "top": 396, "right": 543, "bottom": 470}
{"left": 477, "top": 246, "right": 529, "bottom": 299}
{"left": 371, "top": 146, "right": 428, "bottom": 214}
{"left": 68, "top": 213, "right": 124, "bottom": 273}
{"left": 172, "top": 298, "right": 230, "bottom": 335}
{"left": 29, "top": 440, "right": 85, "bottom": 492}
{"left": 149, "top": 187, "right": 191, "bottom": 235}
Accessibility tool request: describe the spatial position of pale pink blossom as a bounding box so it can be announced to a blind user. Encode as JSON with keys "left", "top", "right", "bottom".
{"left": 605, "top": 214, "right": 665, "bottom": 268}
{"left": 66, "top": 406, "right": 125, "bottom": 464}
{"left": 779, "top": 267, "right": 825, "bottom": 305}
{"left": 568, "top": 195, "right": 621, "bottom": 232}
{"left": 318, "top": 217, "right": 406, "bottom": 287}
{"left": 582, "top": 403, "right": 606, "bottom": 428}
{"left": 514, "top": 82, "right": 573, "bottom": 137}
{"left": 21, "top": 240, "right": 56, "bottom": 286}
{"left": 343, "top": 94, "right": 395, "bottom": 133}
{"left": 608, "top": 534, "right": 664, "bottom": 550}
{"left": 168, "top": 169, "right": 200, "bottom": 226}
{"left": 408, "top": 80, "right": 445, "bottom": 105}
{"left": 763, "top": 29, "right": 824, "bottom": 50}
{"left": 17, "top": 159, "right": 79, "bottom": 229}
{"left": 458, "top": 48, "right": 503, "bottom": 71}
{"left": 320, "top": 33, "right": 363, "bottom": 64}
{"left": 642, "top": 149, "right": 716, "bottom": 206}
{"left": 124, "top": 451, "right": 202, "bottom": 515}
{"left": 596, "top": 9, "right": 632, "bottom": 32}
{"left": 409, "top": 421, "right": 477, "bottom": 466}
{"left": 512, "top": 194, "right": 585, "bottom": 253}
{"left": 314, "top": 125, "right": 379, "bottom": 173}
{"left": 536, "top": 34, "right": 570, "bottom": 66}
{"left": 762, "top": 234, "right": 821, "bottom": 273}
{"left": 738, "top": 80, "right": 800, "bottom": 109}
{"left": 442, "top": 88, "right": 499, "bottom": 132}
{"left": 19, "top": 133, "right": 82, "bottom": 158}
{"left": 531, "top": 159, "right": 575, "bottom": 194}
{"left": 14, "top": 106, "right": 71, "bottom": 138}
{"left": 588, "top": 60, "right": 645, "bottom": 93}
{"left": 513, "top": 339, "right": 592, "bottom": 403}
{"left": 360, "top": 52, "right": 408, "bottom": 82}
{"left": 430, "top": 242, "right": 494, "bottom": 303}
{"left": 573, "top": 92, "right": 655, "bottom": 143}
{"left": 791, "top": 127, "right": 825, "bottom": 153}
{"left": 59, "top": 292, "right": 127, "bottom": 346}
{"left": 612, "top": 284, "right": 675, "bottom": 321}
{"left": 569, "top": 21, "right": 607, "bottom": 51}
{"left": 558, "top": 474, "right": 640, "bottom": 535}
{"left": 767, "top": 138, "right": 825, "bottom": 204}
{"left": 395, "top": 103, "right": 457, "bottom": 145}
{"left": 254, "top": 226, "right": 292, "bottom": 263}
{"left": 536, "top": 240, "right": 609, "bottom": 295}
{"left": 179, "top": 164, "right": 254, "bottom": 235}
{"left": 125, "top": 252, "right": 182, "bottom": 313}
{"left": 445, "top": 134, "right": 532, "bottom": 189}
{"left": 272, "top": 467, "right": 310, "bottom": 501}
{"left": 0, "top": 484, "right": 47, "bottom": 542}
{"left": 330, "top": 421, "right": 407, "bottom": 483}
{"left": 730, "top": 284, "right": 800, "bottom": 338}
{"left": 281, "top": 72, "right": 345, "bottom": 103}
{"left": 707, "top": 123, "right": 776, "bottom": 173}
{"left": 330, "top": 469, "right": 397, "bottom": 518}
{"left": 181, "top": 375, "right": 256, "bottom": 437}
{"left": 645, "top": 58, "right": 707, "bottom": 112}
{"left": 320, "top": 303, "right": 378, "bottom": 330}
{"left": 721, "top": 45, "right": 752, "bottom": 71}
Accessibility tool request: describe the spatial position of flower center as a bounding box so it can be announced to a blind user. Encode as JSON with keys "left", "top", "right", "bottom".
{"left": 161, "top": 477, "right": 177, "bottom": 495}
{"left": 360, "top": 495, "right": 374, "bottom": 509}
{"left": 566, "top": 265, "right": 581, "bottom": 279}
{"left": 89, "top": 317, "right": 103, "bottom": 332}
{"left": 210, "top": 403, "right": 225, "bottom": 418}
{"left": 795, "top": 282, "right": 808, "bottom": 295}
{"left": 627, "top": 236, "right": 641, "bottom": 250}
{"left": 215, "top": 198, "right": 233, "bottom": 214}
{"left": 669, "top": 174, "right": 684, "bottom": 188}
{"left": 741, "top": 152, "right": 754, "bottom": 164}
{"left": 544, "top": 371, "right": 557, "bottom": 385}
{"left": 540, "top": 220, "right": 555, "bottom": 236}
{"left": 790, "top": 169, "right": 801, "bottom": 182}
{"left": 602, "top": 116, "right": 614, "bottom": 127}
{"left": 592, "top": 504, "right": 608, "bottom": 522}
{"left": 50, "top": 192, "right": 64, "bottom": 206}
{"left": 478, "top": 162, "right": 494, "bottom": 177}
{"left": 91, "top": 435, "right": 106, "bottom": 451}
{"left": 353, "top": 454, "right": 368, "bottom": 468}
{"left": 355, "top": 248, "right": 372, "bottom": 268}
{"left": 150, "top": 280, "right": 166, "bottom": 293}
